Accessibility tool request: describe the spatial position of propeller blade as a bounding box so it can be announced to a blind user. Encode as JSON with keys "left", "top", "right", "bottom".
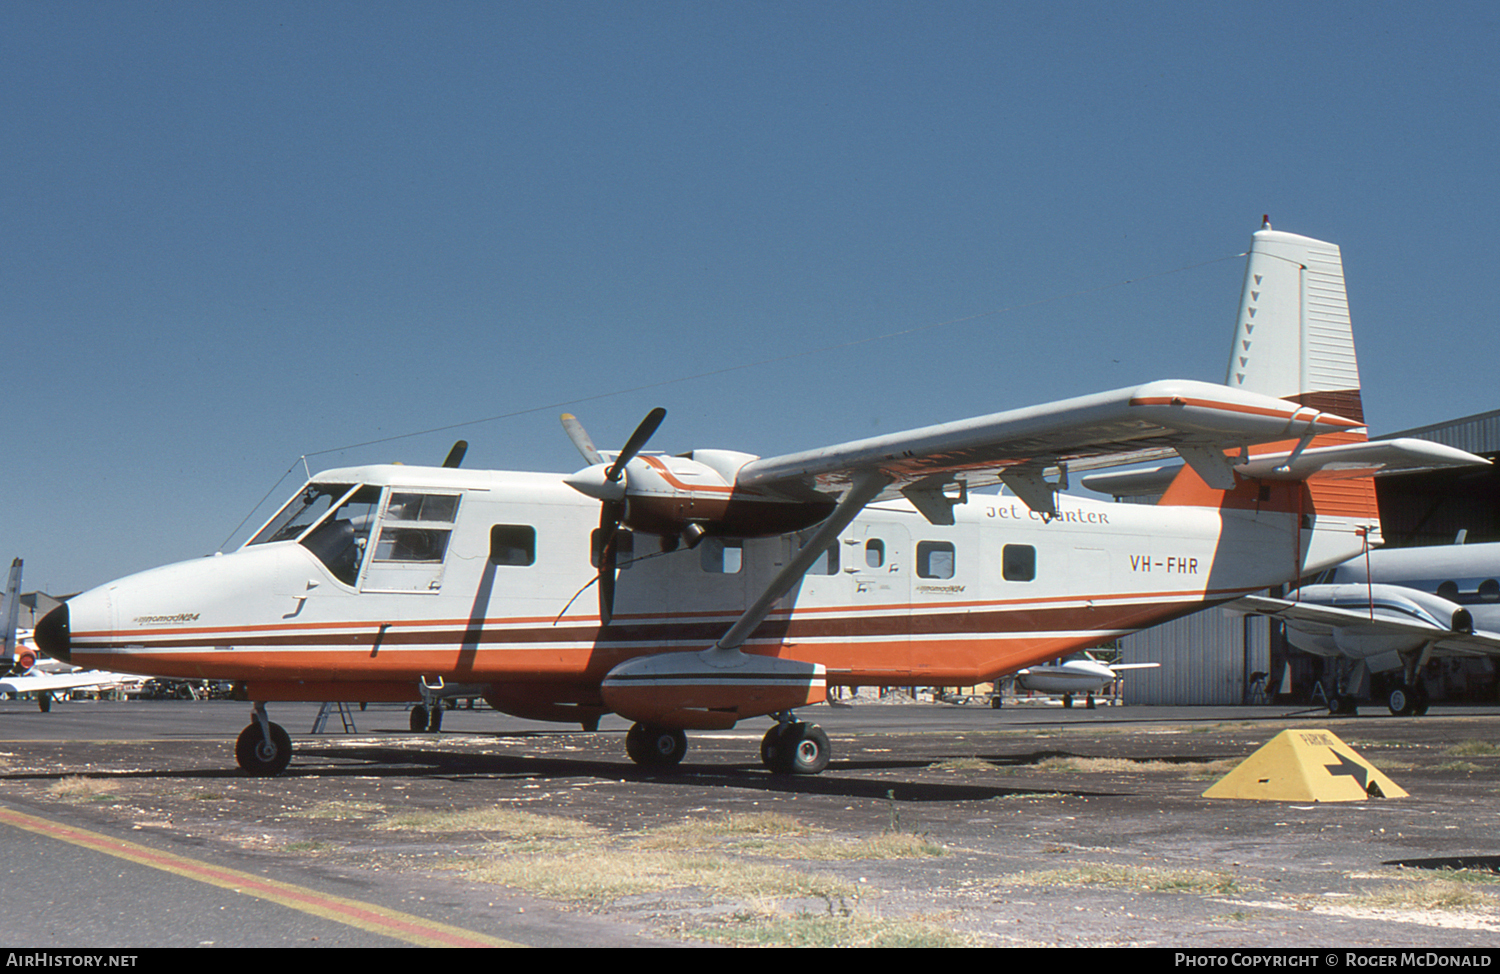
{"left": 560, "top": 414, "right": 605, "bottom": 467}
{"left": 606, "top": 407, "right": 667, "bottom": 483}
{"left": 442, "top": 440, "right": 468, "bottom": 468}
{"left": 597, "top": 501, "right": 622, "bottom": 626}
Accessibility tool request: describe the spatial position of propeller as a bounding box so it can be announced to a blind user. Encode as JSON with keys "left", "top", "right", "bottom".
{"left": 442, "top": 440, "right": 468, "bottom": 468}
{"left": 561, "top": 408, "right": 666, "bottom": 626}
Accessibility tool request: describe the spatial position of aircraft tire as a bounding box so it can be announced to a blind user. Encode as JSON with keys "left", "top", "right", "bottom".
{"left": 762, "top": 722, "right": 830, "bottom": 775}
{"left": 429, "top": 705, "right": 443, "bottom": 733}
{"left": 1327, "top": 694, "right": 1357, "bottom": 717}
{"left": 625, "top": 723, "right": 687, "bottom": 768}
{"left": 37, "top": 692, "right": 51, "bottom": 713}
{"left": 761, "top": 722, "right": 793, "bottom": 770}
{"left": 410, "top": 705, "right": 428, "bottom": 732}
{"left": 1413, "top": 683, "right": 1431, "bottom": 716}
{"left": 1387, "top": 684, "right": 1416, "bottom": 717}
{"left": 235, "top": 721, "right": 292, "bottom": 776}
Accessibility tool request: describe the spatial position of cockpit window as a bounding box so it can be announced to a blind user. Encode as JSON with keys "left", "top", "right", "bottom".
{"left": 300, "top": 486, "right": 380, "bottom": 585}
{"left": 249, "top": 483, "right": 357, "bottom": 547}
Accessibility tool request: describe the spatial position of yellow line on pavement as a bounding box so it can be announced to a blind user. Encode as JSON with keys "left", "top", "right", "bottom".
{"left": 0, "top": 803, "right": 522, "bottom": 948}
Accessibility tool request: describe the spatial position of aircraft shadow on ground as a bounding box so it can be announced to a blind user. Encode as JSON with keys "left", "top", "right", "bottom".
{"left": 283, "top": 741, "right": 1124, "bottom": 802}
{"left": 1383, "top": 856, "right": 1500, "bottom": 874}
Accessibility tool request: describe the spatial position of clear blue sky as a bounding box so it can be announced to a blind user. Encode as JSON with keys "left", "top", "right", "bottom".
{"left": 5, "top": 1, "right": 1498, "bottom": 594}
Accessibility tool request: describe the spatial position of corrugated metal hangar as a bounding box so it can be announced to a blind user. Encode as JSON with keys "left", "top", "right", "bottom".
{"left": 1112, "top": 408, "right": 1500, "bottom": 707}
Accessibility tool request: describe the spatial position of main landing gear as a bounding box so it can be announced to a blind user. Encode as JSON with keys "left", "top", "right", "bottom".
{"left": 760, "top": 718, "right": 830, "bottom": 775}
{"left": 409, "top": 703, "right": 443, "bottom": 732}
{"left": 620, "top": 715, "right": 833, "bottom": 775}
{"left": 1385, "top": 681, "right": 1430, "bottom": 717}
{"left": 235, "top": 703, "right": 292, "bottom": 776}
{"left": 625, "top": 723, "right": 688, "bottom": 768}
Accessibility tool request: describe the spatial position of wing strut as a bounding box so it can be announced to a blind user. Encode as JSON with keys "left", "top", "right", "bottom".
{"left": 713, "top": 470, "right": 890, "bottom": 653}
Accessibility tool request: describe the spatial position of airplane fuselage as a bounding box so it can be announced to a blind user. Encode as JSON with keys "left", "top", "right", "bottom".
{"left": 50, "top": 462, "right": 1367, "bottom": 714}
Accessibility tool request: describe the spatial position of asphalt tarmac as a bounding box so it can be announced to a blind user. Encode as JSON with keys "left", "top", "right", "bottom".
{"left": 1, "top": 696, "right": 1498, "bottom": 948}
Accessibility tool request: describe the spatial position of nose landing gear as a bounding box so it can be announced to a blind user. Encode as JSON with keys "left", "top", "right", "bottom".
{"left": 235, "top": 703, "right": 292, "bottom": 775}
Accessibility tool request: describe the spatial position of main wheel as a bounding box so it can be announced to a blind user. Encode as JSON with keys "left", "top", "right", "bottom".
{"left": 235, "top": 721, "right": 292, "bottom": 776}
{"left": 762, "top": 722, "right": 831, "bottom": 775}
{"left": 625, "top": 723, "right": 687, "bottom": 768}
{"left": 1387, "top": 683, "right": 1415, "bottom": 717}
{"left": 1412, "top": 682, "right": 1431, "bottom": 716}
{"left": 1328, "top": 694, "right": 1358, "bottom": 716}
{"left": 410, "top": 704, "right": 428, "bottom": 732}
{"left": 761, "top": 722, "right": 794, "bottom": 769}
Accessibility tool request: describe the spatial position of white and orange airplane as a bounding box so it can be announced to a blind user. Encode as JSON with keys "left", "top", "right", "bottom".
{"left": 34, "top": 223, "right": 1487, "bottom": 776}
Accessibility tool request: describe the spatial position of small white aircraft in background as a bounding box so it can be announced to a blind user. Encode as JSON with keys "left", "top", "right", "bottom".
{"left": 1234, "top": 540, "right": 1500, "bottom": 716}
{"left": 0, "top": 559, "right": 141, "bottom": 710}
{"left": 34, "top": 223, "right": 1488, "bottom": 776}
{"left": 1001, "top": 653, "right": 1161, "bottom": 709}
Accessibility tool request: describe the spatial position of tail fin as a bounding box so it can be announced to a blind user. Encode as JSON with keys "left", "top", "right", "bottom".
{"left": 1158, "top": 222, "right": 1377, "bottom": 523}
{"left": 2, "top": 558, "right": 21, "bottom": 666}
{"left": 1225, "top": 219, "right": 1363, "bottom": 423}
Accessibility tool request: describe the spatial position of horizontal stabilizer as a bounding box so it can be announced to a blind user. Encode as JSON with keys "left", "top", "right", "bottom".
{"left": 1083, "top": 439, "right": 1487, "bottom": 499}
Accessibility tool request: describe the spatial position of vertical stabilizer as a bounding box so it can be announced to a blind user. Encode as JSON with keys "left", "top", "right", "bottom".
{"left": 1226, "top": 221, "right": 1363, "bottom": 423}
{"left": 1, "top": 559, "right": 21, "bottom": 664}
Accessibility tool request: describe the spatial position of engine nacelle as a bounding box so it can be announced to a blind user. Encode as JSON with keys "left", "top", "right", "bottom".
{"left": 566, "top": 450, "right": 835, "bottom": 540}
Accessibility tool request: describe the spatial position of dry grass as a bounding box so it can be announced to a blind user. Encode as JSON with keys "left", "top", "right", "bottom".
{"left": 47, "top": 776, "right": 117, "bottom": 802}
{"left": 453, "top": 846, "right": 856, "bottom": 905}
{"left": 293, "top": 800, "right": 386, "bottom": 820}
{"left": 1445, "top": 740, "right": 1500, "bottom": 757}
{"left": 681, "top": 908, "right": 981, "bottom": 947}
{"left": 1351, "top": 876, "right": 1500, "bottom": 912}
{"left": 999, "top": 862, "right": 1251, "bottom": 895}
{"left": 377, "top": 805, "right": 602, "bottom": 840}
{"left": 635, "top": 813, "right": 944, "bottom": 860}
{"left": 1034, "top": 756, "right": 1237, "bottom": 778}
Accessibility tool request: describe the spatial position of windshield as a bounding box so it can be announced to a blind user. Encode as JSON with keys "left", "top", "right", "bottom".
{"left": 248, "top": 483, "right": 358, "bottom": 546}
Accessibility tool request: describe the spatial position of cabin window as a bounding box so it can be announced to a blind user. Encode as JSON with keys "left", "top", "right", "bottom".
{"left": 373, "top": 492, "right": 459, "bottom": 564}
{"left": 1481, "top": 579, "right": 1500, "bottom": 602}
{"left": 1438, "top": 580, "right": 1459, "bottom": 600}
{"left": 916, "top": 541, "right": 955, "bottom": 579}
{"left": 865, "top": 539, "right": 885, "bottom": 568}
{"left": 590, "top": 528, "right": 634, "bottom": 570}
{"left": 1003, "top": 544, "right": 1036, "bottom": 581}
{"left": 700, "top": 537, "right": 743, "bottom": 574}
{"left": 490, "top": 525, "right": 537, "bottom": 566}
{"left": 804, "top": 544, "right": 838, "bottom": 576}
{"left": 359, "top": 490, "right": 462, "bottom": 592}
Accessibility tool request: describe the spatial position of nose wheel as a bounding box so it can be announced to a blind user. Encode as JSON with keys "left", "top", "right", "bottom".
{"left": 235, "top": 705, "right": 292, "bottom": 775}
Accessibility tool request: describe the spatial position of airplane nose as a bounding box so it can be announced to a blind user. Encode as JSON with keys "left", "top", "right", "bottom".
{"left": 34, "top": 604, "right": 70, "bottom": 664}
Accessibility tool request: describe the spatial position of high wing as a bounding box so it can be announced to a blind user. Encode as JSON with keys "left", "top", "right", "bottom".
{"left": 734, "top": 378, "right": 1371, "bottom": 518}
{"left": 1230, "top": 594, "right": 1500, "bottom": 658}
